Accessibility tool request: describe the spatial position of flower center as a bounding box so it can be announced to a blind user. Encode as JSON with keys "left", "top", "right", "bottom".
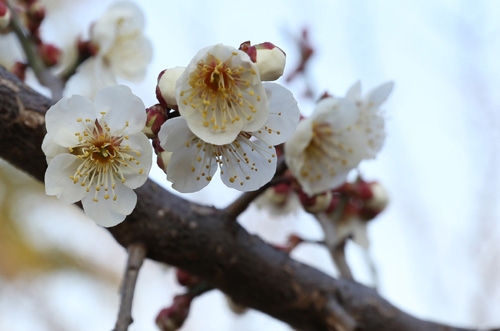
{"left": 180, "top": 51, "right": 261, "bottom": 133}
{"left": 69, "top": 114, "right": 144, "bottom": 202}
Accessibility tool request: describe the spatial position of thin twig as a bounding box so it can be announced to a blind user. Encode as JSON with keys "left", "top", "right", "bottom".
{"left": 223, "top": 158, "right": 288, "bottom": 220}
{"left": 113, "top": 243, "right": 147, "bottom": 331}
{"left": 332, "top": 239, "right": 354, "bottom": 281}
{"left": 7, "top": 1, "right": 63, "bottom": 101}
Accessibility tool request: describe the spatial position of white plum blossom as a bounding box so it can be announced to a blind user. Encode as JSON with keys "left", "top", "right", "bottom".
{"left": 65, "top": 1, "right": 152, "bottom": 98}
{"left": 158, "top": 83, "right": 299, "bottom": 193}
{"left": 176, "top": 44, "right": 269, "bottom": 145}
{"left": 284, "top": 82, "right": 393, "bottom": 196}
{"left": 42, "top": 85, "right": 152, "bottom": 227}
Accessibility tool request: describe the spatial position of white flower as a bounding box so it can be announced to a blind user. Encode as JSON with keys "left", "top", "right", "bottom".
{"left": 346, "top": 81, "right": 394, "bottom": 158}
{"left": 285, "top": 82, "right": 393, "bottom": 196}
{"left": 284, "top": 97, "right": 365, "bottom": 195}
{"left": 159, "top": 83, "right": 299, "bottom": 193}
{"left": 42, "top": 85, "right": 152, "bottom": 227}
{"left": 176, "top": 44, "right": 269, "bottom": 145}
{"left": 66, "top": 1, "right": 152, "bottom": 98}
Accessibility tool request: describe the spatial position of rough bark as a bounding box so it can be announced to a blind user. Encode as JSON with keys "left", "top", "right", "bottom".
{"left": 0, "top": 66, "right": 496, "bottom": 331}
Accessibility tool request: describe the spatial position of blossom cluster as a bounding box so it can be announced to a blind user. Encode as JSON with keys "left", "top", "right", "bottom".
{"left": 157, "top": 43, "right": 299, "bottom": 193}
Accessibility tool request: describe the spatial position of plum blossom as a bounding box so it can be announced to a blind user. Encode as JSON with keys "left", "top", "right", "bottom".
{"left": 284, "top": 82, "right": 393, "bottom": 196}
{"left": 42, "top": 85, "right": 152, "bottom": 227}
{"left": 158, "top": 83, "right": 299, "bottom": 193}
{"left": 66, "top": 1, "right": 152, "bottom": 98}
{"left": 175, "top": 44, "right": 269, "bottom": 145}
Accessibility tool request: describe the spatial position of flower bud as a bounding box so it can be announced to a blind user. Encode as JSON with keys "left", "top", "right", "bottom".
{"left": 175, "top": 268, "right": 201, "bottom": 287}
{"left": 26, "top": 2, "right": 45, "bottom": 34}
{"left": 143, "top": 104, "right": 168, "bottom": 138}
{"left": 153, "top": 138, "right": 172, "bottom": 174}
{"left": 0, "top": 3, "right": 11, "bottom": 31}
{"left": 156, "top": 295, "right": 192, "bottom": 331}
{"left": 156, "top": 67, "right": 185, "bottom": 109}
{"left": 364, "top": 181, "right": 389, "bottom": 211}
{"left": 298, "top": 190, "right": 332, "bottom": 214}
{"left": 240, "top": 41, "right": 286, "bottom": 81}
{"left": 38, "top": 43, "right": 61, "bottom": 67}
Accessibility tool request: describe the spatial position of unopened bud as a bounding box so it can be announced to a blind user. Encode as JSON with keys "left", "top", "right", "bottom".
{"left": 175, "top": 268, "right": 201, "bottom": 287}
{"left": 240, "top": 41, "right": 286, "bottom": 81}
{"left": 11, "top": 62, "right": 27, "bottom": 80}
{"left": 299, "top": 190, "right": 332, "bottom": 214}
{"left": 26, "top": 2, "right": 45, "bottom": 34}
{"left": 0, "top": 3, "right": 11, "bottom": 31}
{"left": 364, "top": 182, "right": 388, "bottom": 212}
{"left": 152, "top": 138, "right": 172, "bottom": 174}
{"left": 143, "top": 104, "right": 168, "bottom": 138}
{"left": 38, "top": 43, "right": 61, "bottom": 67}
{"left": 156, "top": 295, "right": 192, "bottom": 331}
{"left": 156, "top": 67, "right": 185, "bottom": 109}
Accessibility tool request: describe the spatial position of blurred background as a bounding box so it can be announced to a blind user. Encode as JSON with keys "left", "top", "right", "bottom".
{"left": 1, "top": 0, "right": 499, "bottom": 330}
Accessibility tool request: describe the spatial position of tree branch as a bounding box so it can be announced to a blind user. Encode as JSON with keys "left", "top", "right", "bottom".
{"left": 0, "top": 65, "right": 497, "bottom": 331}
{"left": 113, "top": 243, "right": 147, "bottom": 331}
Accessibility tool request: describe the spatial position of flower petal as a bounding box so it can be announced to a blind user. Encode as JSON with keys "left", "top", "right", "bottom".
{"left": 45, "top": 94, "right": 96, "bottom": 147}
{"left": 45, "top": 154, "right": 87, "bottom": 203}
{"left": 158, "top": 117, "right": 195, "bottom": 153}
{"left": 94, "top": 85, "right": 146, "bottom": 135}
{"left": 366, "top": 81, "right": 394, "bottom": 109}
{"left": 219, "top": 136, "right": 277, "bottom": 191}
{"left": 81, "top": 182, "right": 137, "bottom": 227}
{"left": 166, "top": 138, "right": 218, "bottom": 193}
{"left": 119, "top": 132, "right": 152, "bottom": 189}
{"left": 41, "top": 132, "right": 67, "bottom": 163}
{"left": 252, "top": 83, "right": 300, "bottom": 146}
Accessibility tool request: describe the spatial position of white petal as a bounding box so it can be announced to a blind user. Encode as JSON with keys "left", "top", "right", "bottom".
{"left": 158, "top": 117, "right": 195, "bottom": 153}
{"left": 45, "top": 94, "right": 95, "bottom": 147}
{"left": 345, "top": 81, "right": 361, "bottom": 101}
{"left": 44, "top": 154, "right": 87, "bottom": 203}
{"left": 166, "top": 138, "right": 218, "bottom": 193}
{"left": 42, "top": 132, "right": 67, "bottom": 163}
{"left": 81, "top": 182, "right": 137, "bottom": 227}
{"left": 94, "top": 85, "right": 146, "bottom": 135}
{"left": 366, "top": 81, "right": 394, "bottom": 109}
{"left": 252, "top": 83, "right": 300, "bottom": 146}
{"left": 220, "top": 137, "right": 277, "bottom": 191}
{"left": 107, "top": 35, "right": 152, "bottom": 81}
{"left": 119, "top": 133, "right": 152, "bottom": 189}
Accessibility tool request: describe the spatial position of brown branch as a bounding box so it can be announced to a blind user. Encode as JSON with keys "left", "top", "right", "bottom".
{"left": 113, "top": 243, "right": 147, "bottom": 331}
{"left": 0, "top": 65, "right": 497, "bottom": 331}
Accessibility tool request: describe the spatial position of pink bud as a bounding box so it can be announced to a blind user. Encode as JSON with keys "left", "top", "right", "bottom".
{"left": 299, "top": 190, "right": 332, "bottom": 214}
{"left": 155, "top": 295, "right": 192, "bottom": 331}
{"left": 175, "top": 269, "right": 201, "bottom": 287}
{"left": 0, "top": 3, "right": 11, "bottom": 30}
{"left": 38, "top": 43, "right": 61, "bottom": 67}
{"left": 143, "top": 104, "right": 168, "bottom": 138}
